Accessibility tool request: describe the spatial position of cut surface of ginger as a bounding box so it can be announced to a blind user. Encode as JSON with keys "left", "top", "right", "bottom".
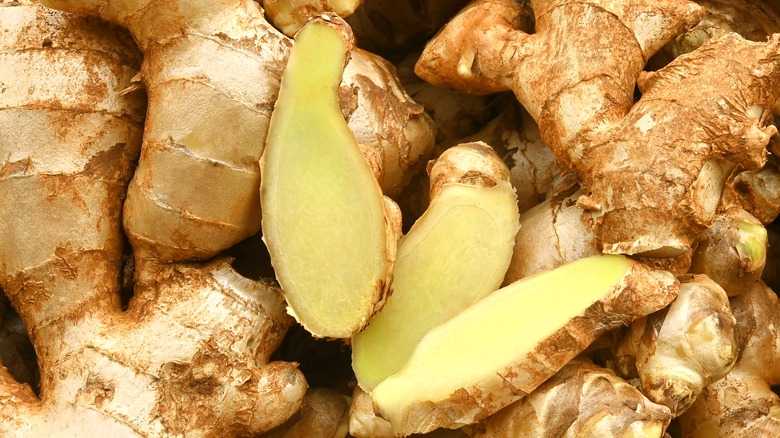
{"left": 352, "top": 180, "right": 519, "bottom": 390}
{"left": 261, "top": 20, "right": 390, "bottom": 338}
{"left": 371, "top": 254, "right": 678, "bottom": 434}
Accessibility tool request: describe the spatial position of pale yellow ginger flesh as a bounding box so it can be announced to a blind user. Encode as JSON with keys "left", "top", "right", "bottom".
{"left": 372, "top": 254, "right": 678, "bottom": 435}
{"left": 352, "top": 143, "right": 520, "bottom": 390}
{"left": 261, "top": 19, "right": 393, "bottom": 338}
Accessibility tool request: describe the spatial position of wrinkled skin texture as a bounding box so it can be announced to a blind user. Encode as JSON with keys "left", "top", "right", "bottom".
{"left": 416, "top": 0, "right": 780, "bottom": 256}
{"left": 0, "top": 3, "right": 306, "bottom": 435}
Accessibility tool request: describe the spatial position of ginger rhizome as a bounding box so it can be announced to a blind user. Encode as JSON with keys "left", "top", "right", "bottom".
{"left": 416, "top": 0, "right": 780, "bottom": 256}
{"left": 470, "top": 358, "right": 673, "bottom": 438}
{"left": 0, "top": 3, "right": 306, "bottom": 435}
{"left": 679, "top": 281, "right": 780, "bottom": 436}
{"left": 40, "top": 0, "right": 291, "bottom": 261}
{"left": 352, "top": 142, "right": 520, "bottom": 390}
{"left": 260, "top": 17, "right": 399, "bottom": 338}
{"left": 371, "top": 255, "right": 678, "bottom": 435}
{"left": 614, "top": 275, "right": 738, "bottom": 416}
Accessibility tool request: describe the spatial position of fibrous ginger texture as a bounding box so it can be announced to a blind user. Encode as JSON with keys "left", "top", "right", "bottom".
{"left": 614, "top": 275, "right": 738, "bottom": 416}
{"left": 340, "top": 48, "right": 436, "bottom": 198}
{"left": 470, "top": 358, "right": 673, "bottom": 438}
{"left": 42, "top": 0, "right": 291, "bottom": 261}
{"left": 416, "top": 0, "right": 780, "bottom": 256}
{"left": 371, "top": 255, "right": 678, "bottom": 435}
{"left": 352, "top": 142, "right": 519, "bottom": 390}
{"left": 0, "top": 3, "right": 306, "bottom": 435}
{"left": 261, "top": 17, "right": 398, "bottom": 338}
{"left": 679, "top": 281, "right": 780, "bottom": 436}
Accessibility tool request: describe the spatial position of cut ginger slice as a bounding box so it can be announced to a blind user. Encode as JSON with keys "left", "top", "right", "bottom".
{"left": 371, "top": 254, "right": 678, "bottom": 435}
{"left": 260, "top": 18, "right": 393, "bottom": 338}
{"left": 352, "top": 145, "right": 519, "bottom": 391}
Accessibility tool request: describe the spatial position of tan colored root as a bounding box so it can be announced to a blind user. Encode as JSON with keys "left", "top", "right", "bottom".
{"left": 679, "top": 281, "right": 780, "bottom": 436}
{"left": 42, "top": 0, "right": 291, "bottom": 261}
{"left": 690, "top": 208, "right": 767, "bottom": 296}
{"left": 341, "top": 48, "right": 436, "bottom": 197}
{"left": 263, "top": 0, "right": 364, "bottom": 36}
{"left": 614, "top": 275, "right": 738, "bottom": 416}
{"left": 721, "top": 159, "right": 780, "bottom": 225}
{"left": 456, "top": 101, "right": 564, "bottom": 214}
{"left": 503, "top": 189, "right": 599, "bottom": 285}
{"left": 349, "top": 386, "right": 395, "bottom": 438}
{"left": 417, "top": 0, "right": 780, "bottom": 256}
{"left": 261, "top": 388, "right": 350, "bottom": 438}
{"left": 651, "top": 0, "right": 780, "bottom": 68}
{"left": 0, "top": 4, "right": 306, "bottom": 435}
{"left": 469, "top": 358, "right": 672, "bottom": 438}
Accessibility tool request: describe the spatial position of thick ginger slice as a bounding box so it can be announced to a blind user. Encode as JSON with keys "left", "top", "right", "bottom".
{"left": 261, "top": 18, "right": 398, "bottom": 338}
{"left": 0, "top": 3, "right": 306, "bottom": 435}
{"left": 416, "top": 0, "right": 780, "bottom": 256}
{"left": 371, "top": 255, "right": 678, "bottom": 435}
{"left": 352, "top": 142, "right": 520, "bottom": 390}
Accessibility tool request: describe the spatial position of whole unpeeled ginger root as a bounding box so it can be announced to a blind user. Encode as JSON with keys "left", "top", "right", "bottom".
{"left": 0, "top": 3, "right": 306, "bottom": 435}
{"left": 416, "top": 0, "right": 780, "bottom": 256}
{"left": 40, "top": 0, "right": 291, "bottom": 261}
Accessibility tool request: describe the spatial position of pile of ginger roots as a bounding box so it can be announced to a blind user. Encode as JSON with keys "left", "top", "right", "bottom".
{"left": 3, "top": 0, "right": 780, "bottom": 436}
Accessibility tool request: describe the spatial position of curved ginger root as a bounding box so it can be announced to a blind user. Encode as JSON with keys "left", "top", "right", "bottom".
{"left": 614, "top": 275, "right": 738, "bottom": 416}
{"left": 41, "top": 0, "right": 292, "bottom": 261}
{"left": 679, "top": 281, "right": 780, "bottom": 436}
{"left": 416, "top": 0, "right": 780, "bottom": 257}
{"left": 0, "top": 4, "right": 306, "bottom": 435}
{"left": 470, "top": 358, "right": 673, "bottom": 438}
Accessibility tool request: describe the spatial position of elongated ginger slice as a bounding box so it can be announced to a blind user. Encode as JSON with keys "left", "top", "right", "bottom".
{"left": 261, "top": 18, "right": 395, "bottom": 338}
{"left": 371, "top": 255, "right": 678, "bottom": 435}
{"left": 352, "top": 142, "right": 520, "bottom": 390}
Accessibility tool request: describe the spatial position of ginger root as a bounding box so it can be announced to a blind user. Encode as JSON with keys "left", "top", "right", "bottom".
{"left": 41, "top": 0, "right": 291, "bottom": 261}
{"left": 417, "top": 0, "right": 780, "bottom": 256}
{"left": 0, "top": 3, "right": 306, "bottom": 435}
{"left": 470, "top": 358, "right": 673, "bottom": 438}
{"left": 614, "top": 275, "right": 738, "bottom": 416}
{"left": 679, "top": 281, "right": 780, "bottom": 436}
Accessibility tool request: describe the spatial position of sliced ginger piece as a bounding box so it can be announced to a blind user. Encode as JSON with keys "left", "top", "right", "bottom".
{"left": 371, "top": 254, "right": 678, "bottom": 435}
{"left": 352, "top": 142, "right": 520, "bottom": 390}
{"left": 261, "top": 17, "right": 394, "bottom": 338}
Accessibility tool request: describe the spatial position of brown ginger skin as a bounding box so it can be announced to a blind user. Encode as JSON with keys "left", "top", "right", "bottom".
{"left": 679, "top": 281, "right": 780, "bottom": 436}
{"left": 416, "top": 0, "right": 780, "bottom": 257}
{"left": 41, "top": 0, "right": 292, "bottom": 261}
{"left": 469, "top": 358, "right": 673, "bottom": 438}
{"left": 0, "top": 3, "right": 306, "bottom": 435}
